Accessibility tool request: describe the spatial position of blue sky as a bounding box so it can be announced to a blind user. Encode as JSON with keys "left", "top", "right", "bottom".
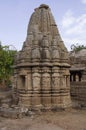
{"left": 0, "top": 0, "right": 86, "bottom": 50}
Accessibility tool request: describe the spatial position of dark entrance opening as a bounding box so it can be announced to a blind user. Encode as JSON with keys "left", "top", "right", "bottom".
{"left": 20, "top": 75, "right": 25, "bottom": 88}
{"left": 70, "top": 70, "right": 82, "bottom": 82}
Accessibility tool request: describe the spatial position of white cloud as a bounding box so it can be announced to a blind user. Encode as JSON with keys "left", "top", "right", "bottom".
{"left": 62, "top": 10, "right": 75, "bottom": 28}
{"left": 81, "top": 0, "right": 86, "bottom": 4}
{"left": 61, "top": 10, "right": 86, "bottom": 50}
{"left": 66, "top": 14, "right": 86, "bottom": 35}
{"left": 64, "top": 38, "right": 86, "bottom": 51}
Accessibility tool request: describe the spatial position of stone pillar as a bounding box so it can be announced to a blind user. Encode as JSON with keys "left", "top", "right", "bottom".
{"left": 81, "top": 70, "right": 86, "bottom": 81}
{"left": 64, "top": 69, "right": 70, "bottom": 88}
{"left": 31, "top": 67, "right": 42, "bottom": 109}
{"left": 17, "top": 75, "right": 23, "bottom": 89}
{"left": 25, "top": 75, "right": 28, "bottom": 89}
{"left": 60, "top": 74, "right": 66, "bottom": 89}
{"left": 26, "top": 69, "right": 32, "bottom": 90}
{"left": 23, "top": 69, "right": 32, "bottom": 107}
{"left": 59, "top": 69, "right": 71, "bottom": 108}
{"left": 41, "top": 67, "right": 51, "bottom": 108}
{"left": 76, "top": 74, "right": 79, "bottom": 82}
{"left": 70, "top": 74, "right": 73, "bottom": 82}
{"left": 51, "top": 67, "right": 61, "bottom": 108}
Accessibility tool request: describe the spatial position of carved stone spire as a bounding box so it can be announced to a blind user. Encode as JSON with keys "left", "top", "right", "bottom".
{"left": 14, "top": 4, "right": 71, "bottom": 109}
{"left": 15, "top": 4, "right": 69, "bottom": 66}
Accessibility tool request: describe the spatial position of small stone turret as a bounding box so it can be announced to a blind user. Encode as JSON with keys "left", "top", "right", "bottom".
{"left": 14, "top": 4, "right": 71, "bottom": 109}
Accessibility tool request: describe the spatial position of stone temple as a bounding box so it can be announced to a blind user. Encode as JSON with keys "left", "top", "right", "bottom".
{"left": 14, "top": 4, "right": 71, "bottom": 109}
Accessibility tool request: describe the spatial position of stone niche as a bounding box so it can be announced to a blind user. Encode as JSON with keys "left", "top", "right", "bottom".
{"left": 14, "top": 4, "right": 71, "bottom": 110}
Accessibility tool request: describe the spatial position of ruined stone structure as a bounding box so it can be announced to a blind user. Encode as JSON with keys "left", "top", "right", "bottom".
{"left": 69, "top": 49, "right": 86, "bottom": 82}
{"left": 69, "top": 49, "right": 86, "bottom": 107}
{"left": 14, "top": 4, "right": 71, "bottom": 109}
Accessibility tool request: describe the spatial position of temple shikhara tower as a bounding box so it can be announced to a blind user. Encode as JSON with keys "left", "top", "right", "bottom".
{"left": 14, "top": 4, "right": 71, "bottom": 109}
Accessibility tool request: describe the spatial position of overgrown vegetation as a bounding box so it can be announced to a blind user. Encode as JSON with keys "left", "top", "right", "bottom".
{"left": 0, "top": 42, "right": 17, "bottom": 87}
{"left": 71, "top": 43, "right": 86, "bottom": 52}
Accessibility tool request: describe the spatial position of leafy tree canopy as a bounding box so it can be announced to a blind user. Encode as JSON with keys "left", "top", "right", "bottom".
{"left": 0, "top": 42, "right": 17, "bottom": 87}
{"left": 71, "top": 43, "right": 86, "bottom": 52}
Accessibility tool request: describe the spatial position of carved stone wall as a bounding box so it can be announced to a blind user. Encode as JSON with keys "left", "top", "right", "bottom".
{"left": 14, "top": 4, "right": 71, "bottom": 109}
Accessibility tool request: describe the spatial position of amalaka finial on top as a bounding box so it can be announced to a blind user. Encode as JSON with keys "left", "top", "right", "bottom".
{"left": 39, "top": 4, "right": 49, "bottom": 9}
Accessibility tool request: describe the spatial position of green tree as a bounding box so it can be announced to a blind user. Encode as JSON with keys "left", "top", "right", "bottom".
{"left": 71, "top": 43, "right": 86, "bottom": 52}
{"left": 0, "top": 43, "right": 17, "bottom": 87}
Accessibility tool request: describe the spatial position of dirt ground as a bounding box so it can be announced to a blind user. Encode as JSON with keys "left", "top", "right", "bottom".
{"left": 0, "top": 109, "right": 86, "bottom": 130}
